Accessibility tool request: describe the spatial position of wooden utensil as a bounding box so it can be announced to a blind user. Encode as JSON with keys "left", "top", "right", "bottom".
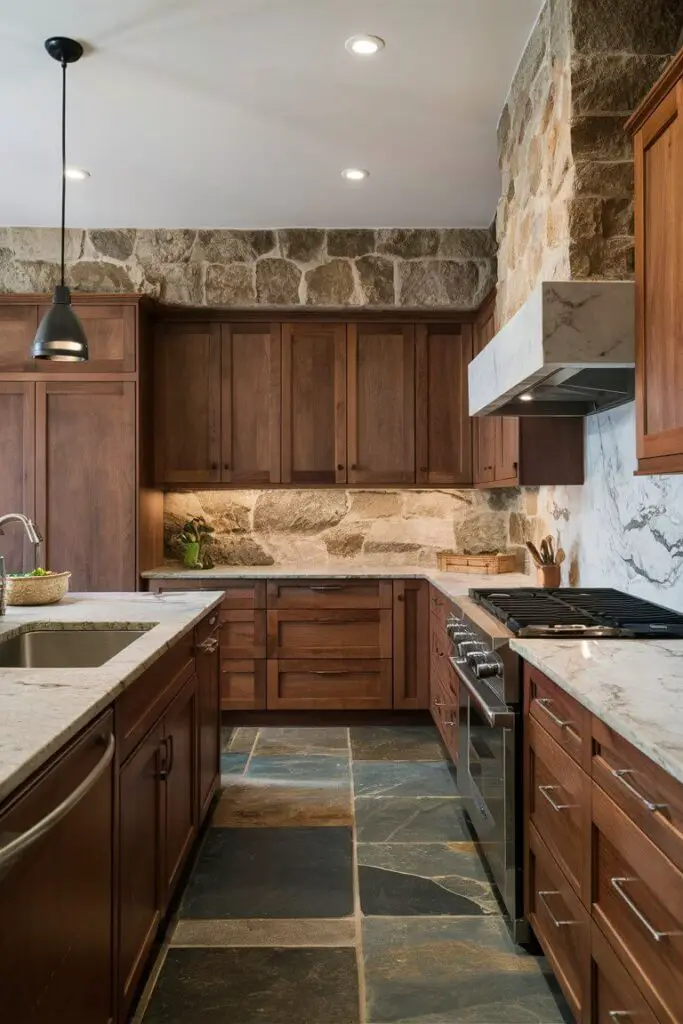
{"left": 526, "top": 541, "right": 544, "bottom": 568}
{"left": 544, "top": 535, "right": 555, "bottom": 563}
{"left": 556, "top": 548, "right": 565, "bottom": 565}
{"left": 540, "top": 539, "right": 551, "bottom": 564}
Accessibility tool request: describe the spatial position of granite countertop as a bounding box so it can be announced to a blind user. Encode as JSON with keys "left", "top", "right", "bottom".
{"left": 0, "top": 590, "right": 224, "bottom": 803}
{"left": 141, "top": 563, "right": 534, "bottom": 603}
{"left": 511, "top": 636, "right": 683, "bottom": 785}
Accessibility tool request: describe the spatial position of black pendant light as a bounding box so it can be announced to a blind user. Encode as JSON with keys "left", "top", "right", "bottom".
{"left": 32, "top": 37, "right": 88, "bottom": 362}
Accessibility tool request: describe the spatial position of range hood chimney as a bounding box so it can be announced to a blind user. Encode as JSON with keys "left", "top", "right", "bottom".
{"left": 468, "top": 281, "right": 635, "bottom": 416}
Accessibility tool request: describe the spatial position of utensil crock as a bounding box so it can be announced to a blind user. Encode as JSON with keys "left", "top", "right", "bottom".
{"left": 537, "top": 564, "right": 561, "bottom": 588}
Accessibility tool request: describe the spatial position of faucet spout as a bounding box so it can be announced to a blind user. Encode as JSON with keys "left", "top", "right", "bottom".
{"left": 0, "top": 514, "right": 44, "bottom": 570}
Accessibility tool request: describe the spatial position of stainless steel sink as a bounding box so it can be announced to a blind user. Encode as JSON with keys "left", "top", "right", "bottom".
{"left": 0, "top": 627, "right": 149, "bottom": 668}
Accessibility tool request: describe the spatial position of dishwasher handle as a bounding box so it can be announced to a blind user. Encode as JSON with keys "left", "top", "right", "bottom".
{"left": 450, "top": 658, "right": 515, "bottom": 729}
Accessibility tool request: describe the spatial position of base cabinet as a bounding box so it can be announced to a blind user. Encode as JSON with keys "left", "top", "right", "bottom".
{"left": 0, "top": 712, "right": 114, "bottom": 1024}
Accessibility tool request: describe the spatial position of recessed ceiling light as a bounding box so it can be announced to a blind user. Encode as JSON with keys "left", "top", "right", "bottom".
{"left": 341, "top": 168, "right": 369, "bottom": 181}
{"left": 64, "top": 167, "right": 90, "bottom": 180}
{"left": 345, "top": 34, "right": 385, "bottom": 56}
{"left": 519, "top": 393, "right": 534, "bottom": 402}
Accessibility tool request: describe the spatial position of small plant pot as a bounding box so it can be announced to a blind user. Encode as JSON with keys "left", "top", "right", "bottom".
{"left": 182, "top": 542, "right": 201, "bottom": 569}
{"left": 537, "top": 564, "right": 561, "bottom": 588}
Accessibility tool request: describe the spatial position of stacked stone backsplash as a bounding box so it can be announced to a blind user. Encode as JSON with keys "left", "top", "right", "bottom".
{"left": 0, "top": 227, "right": 495, "bottom": 309}
{"left": 163, "top": 488, "right": 531, "bottom": 569}
{"left": 496, "top": 0, "right": 683, "bottom": 608}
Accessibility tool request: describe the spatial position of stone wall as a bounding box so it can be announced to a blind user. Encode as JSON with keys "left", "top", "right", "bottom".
{"left": 162, "top": 488, "right": 530, "bottom": 568}
{"left": 496, "top": 0, "right": 683, "bottom": 607}
{"left": 0, "top": 227, "right": 496, "bottom": 309}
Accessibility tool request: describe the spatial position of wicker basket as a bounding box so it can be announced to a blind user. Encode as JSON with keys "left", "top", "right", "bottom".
{"left": 6, "top": 572, "right": 71, "bottom": 606}
{"left": 437, "top": 552, "right": 518, "bottom": 574}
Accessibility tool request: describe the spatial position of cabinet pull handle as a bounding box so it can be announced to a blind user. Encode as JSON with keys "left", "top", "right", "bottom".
{"left": 0, "top": 733, "right": 115, "bottom": 870}
{"left": 166, "top": 734, "right": 175, "bottom": 776}
{"left": 610, "top": 877, "right": 680, "bottom": 943}
{"left": 611, "top": 768, "right": 668, "bottom": 813}
{"left": 157, "top": 738, "right": 170, "bottom": 781}
{"left": 608, "top": 1014, "right": 634, "bottom": 1021}
{"left": 312, "top": 670, "right": 348, "bottom": 676}
{"left": 208, "top": 614, "right": 218, "bottom": 626}
{"left": 538, "top": 890, "right": 579, "bottom": 928}
{"left": 538, "top": 784, "right": 574, "bottom": 812}
{"left": 433, "top": 699, "right": 448, "bottom": 708}
{"left": 534, "top": 697, "right": 574, "bottom": 731}
{"left": 197, "top": 637, "right": 219, "bottom": 654}
{"left": 309, "top": 585, "right": 344, "bottom": 592}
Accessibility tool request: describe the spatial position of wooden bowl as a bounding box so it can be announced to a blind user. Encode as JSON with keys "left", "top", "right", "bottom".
{"left": 6, "top": 572, "right": 71, "bottom": 606}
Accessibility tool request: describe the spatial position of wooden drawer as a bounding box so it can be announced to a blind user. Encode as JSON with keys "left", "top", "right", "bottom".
{"left": 220, "top": 659, "right": 266, "bottom": 711}
{"left": 431, "top": 673, "right": 459, "bottom": 762}
{"left": 430, "top": 585, "right": 455, "bottom": 633}
{"left": 266, "top": 579, "right": 392, "bottom": 609}
{"left": 591, "top": 921, "right": 658, "bottom": 1024}
{"left": 592, "top": 782, "right": 683, "bottom": 1024}
{"left": 267, "top": 609, "right": 392, "bottom": 659}
{"left": 430, "top": 616, "right": 452, "bottom": 687}
{"left": 147, "top": 578, "right": 266, "bottom": 609}
{"left": 525, "top": 663, "right": 590, "bottom": 769}
{"left": 526, "top": 714, "right": 591, "bottom": 902}
{"left": 266, "top": 659, "right": 392, "bottom": 710}
{"left": 115, "top": 634, "right": 194, "bottom": 763}
{"left": 593, "top": 716, "right": 683, "bottom": 875}
{"left": 220, "top": 609, "right": 267, "bottom": 659}
{"left": 526, "top": 824, "right": 591, "bottom": 1022}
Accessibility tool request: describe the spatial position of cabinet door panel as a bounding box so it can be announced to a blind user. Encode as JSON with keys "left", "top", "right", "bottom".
{"left": 281, "top": 322, "right": 346, "bottom": 484}
{"left": 496, "top": 417, "right": 520, "bottom": 484}
{"left": 0, "top": 382, "right": 35, "bottom": 573}
{"left": 0, "top": 304, "right": 39, "bottom": 372}
{"left": 0, "top": 712, "right": 114, "bottom": 1024}
{"left": 36, "top": 381, "right": 136, "bottom": 591}
{"left": 221, "top": 323, "right": 280, "bottom": 484}
{"left": 347, "top": 323, "right": 415, "bottom": 484}
{"left": 472, "top": 293, "right": 500, "bottom": 486}
{"left": 154, "top": 322, "right": 221, "bottom": 484}
{"left": 38, "top": 302, "right": 136, "bottom": 373}
{"left": 636, "top": 84, "right": 683, "bottom": 468}
{"left": 119, "top": 722, "right": 164, "bottom": 1017}
{"left": 162, "top": 675, "right": 198, "bottom": 901}
{"left": 196, "top": 616, "right": 220, "bottom": 822}
{"left": 416, "top": 324, "right": 472, "bottom": 484}
{"left": 393, "top": 580, "right": 430, "bottom": 709}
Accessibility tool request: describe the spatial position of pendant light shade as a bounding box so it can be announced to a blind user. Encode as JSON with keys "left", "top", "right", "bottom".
{"left": 32, "top": 36, "right": 88, "bottom": 362}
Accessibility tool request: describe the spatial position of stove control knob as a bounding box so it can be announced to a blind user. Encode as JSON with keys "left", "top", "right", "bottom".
{"left": 449, "top": 627, "right": 472, "bottom": 643}
{"left": 474, "top": 652, "right": 504, "bottom": 679}
{"left": 466, "top": 650, "right": 488, "bottom": 669}
{"left": 458, "top": 640, "right": 485, "bottom": 658}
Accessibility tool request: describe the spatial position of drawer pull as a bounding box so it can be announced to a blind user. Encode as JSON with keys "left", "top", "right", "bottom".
{"left": 538, "top": 890, "right": 579, "bottom": 928}
{"left": 313, "top": 670, "right": 347, "bottom": 676}
{"left": 309, "top": 586, "right": 344, "bottom": 592}
{"left": 197, "top": 637, "right": 219, "bottom": 654}
{"left": 538, "top": 784, "right": 574, "bottom": 812}
{"left": 611, "top": 877, "right": 681, "bottom": 943}
{"left": 612, "top": 768, "right": 668, "bottom": 813}
{"left": 433, "top": 699, "right": 448, "bottom": 708}
{"left": 208, "top": 614, "right": 218, "bottom": 626}
{"left": 534, "top": 697, "right": 574, "bottom": 730}
{"left": 608, "top": 1014, "right": 635, "bottom": 1021}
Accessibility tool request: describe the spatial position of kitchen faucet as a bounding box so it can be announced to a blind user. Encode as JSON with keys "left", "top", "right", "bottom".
{"left": 0, "top": 516, "right": 44, "bottom": 614}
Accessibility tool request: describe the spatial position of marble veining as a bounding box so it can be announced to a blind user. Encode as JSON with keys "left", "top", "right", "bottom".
{"left": 0, "top": 591, "right": 224, "bottom": 802}
{"left": 468, "top": 280, "right": 635, "bottom": 415}
{"left": 511, "top": 636, "right": 683, "bottom": 784}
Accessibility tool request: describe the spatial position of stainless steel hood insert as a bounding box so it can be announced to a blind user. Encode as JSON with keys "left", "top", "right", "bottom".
{"left": 468, "top": 281, "right": 635, "bottom": 416}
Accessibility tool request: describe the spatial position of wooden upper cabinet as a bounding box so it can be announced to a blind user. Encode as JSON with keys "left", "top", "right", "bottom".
{"left": 0, "top": 305, "right": 39, "bottom": 372}
{"left": 221, "top": 323, "right": 281, "bottom": 484}
{"left": 154, "top": 321, "right": 221, "bottom": 484}
{"left": 472, "top": 293, "right": 505, "bottom": 486}
{"left": 347, "top": 323, "right": 415, "bottom": 484}
{"left": 628, "top": 53, "right": 683, "bottom": 473}
{"left": 281, "top": 322, "right": 346, "bottom": 484}
{"left": 0, "top": 382, "right": 35, "bottom": 573}
{"left": 37, "top": 381, "right": 137, "bottom": 591}
{"left": 416, "top": 324, "right": 473, "bottom": 485}
{"left": 38, "top": 302, "right": 137, "bottom": 373}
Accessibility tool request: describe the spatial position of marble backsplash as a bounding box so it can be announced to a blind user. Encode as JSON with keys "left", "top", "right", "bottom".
{"left": 162, "top": 488, "right": 532, "bottom": 569}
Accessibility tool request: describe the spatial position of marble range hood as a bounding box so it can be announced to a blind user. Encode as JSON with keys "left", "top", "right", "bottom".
{"left": 468, "top": 281, "right": 636, "bottom": 416}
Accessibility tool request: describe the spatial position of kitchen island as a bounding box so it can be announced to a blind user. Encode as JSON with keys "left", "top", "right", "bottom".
{"left": 0, "top": 590, "right": 223, "bottom": 1024}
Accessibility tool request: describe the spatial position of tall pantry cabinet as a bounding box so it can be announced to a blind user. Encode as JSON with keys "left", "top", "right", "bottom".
{"left": 0, "top": 295, "right": 163, "bottom": 589}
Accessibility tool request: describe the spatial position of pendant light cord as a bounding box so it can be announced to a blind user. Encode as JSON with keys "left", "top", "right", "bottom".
{"left": 60, "top": 58, "right": 67, "bottom": 287}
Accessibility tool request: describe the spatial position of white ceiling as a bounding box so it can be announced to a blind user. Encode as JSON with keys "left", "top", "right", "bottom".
{"left": 0, "top": 0, "right": 543, "bottom": 229}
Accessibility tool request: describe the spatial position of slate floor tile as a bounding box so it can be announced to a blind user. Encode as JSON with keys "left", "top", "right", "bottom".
{"left": 358, "top": 842, "right": 498, "bottom": 916}
{"left": 179, "top": 827, "right": 354, "bottom": 919}
{"left": 363, "top": 916, "right": 571, "bottom": 1023}
{"left": 353, "top": 761, "right": 458, "bottom": 798}
{"left": 171, "top": 918, "right": 356, "bottom": 947}
{"left": 213, "top": 777, "right": 353, "bottom": 827}
{"left": 142, "top": 947, "right": 359, "bottom": 1023}
{"left": 354, "top": 797, "right": 471, "bottom": 843}
{"left": 220, "top": 752, "right": 248, "bottom": 776}
{"left": 254, "top": 726, "right": 349, "bottom": 756}
{"left": 247, "top": 754, "right": 350, "bottom": 784}
{"left": 221, "top": 724, "right": 258, "bottom": 754}
{"left": 350, "top": 725, "right": 446, "bottom": 762}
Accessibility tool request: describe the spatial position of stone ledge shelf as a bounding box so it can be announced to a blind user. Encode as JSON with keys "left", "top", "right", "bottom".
{"left": 468, "top": 280, "right": 635, "bottom": 416}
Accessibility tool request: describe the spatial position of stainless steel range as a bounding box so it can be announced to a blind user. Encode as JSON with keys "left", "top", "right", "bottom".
{"left": 447, "top": 587, "right": 683, "bottom": 944}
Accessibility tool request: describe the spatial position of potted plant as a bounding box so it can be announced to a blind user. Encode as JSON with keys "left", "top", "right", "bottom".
{"left": 178, "top": 517, "right": 215, "bottom": 569}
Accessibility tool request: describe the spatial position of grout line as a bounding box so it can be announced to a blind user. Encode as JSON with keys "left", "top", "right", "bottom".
{"left": 242, "top": 727, "right": 260, "bottom": 775}
{"left": 349, "top": 726, "right": 368, "bottom": 1024}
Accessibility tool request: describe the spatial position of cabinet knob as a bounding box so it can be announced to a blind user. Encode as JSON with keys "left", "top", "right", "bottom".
{"left": 350, "top": 463, "right": 357, "bottom": 471}
{"left": 224, "top": 463, "right": 231, "bottom": 471}
{"left": 512, "top": 461, "right": 518, "bottom": 470}
{"left": 211, "top": 462, "right": 218, "bottom": 470}
{"left": 420, "top": 466, "right": 428, "bottom": 473}
{"left": 337, "top": 464, "right": 344, "bottom": 472}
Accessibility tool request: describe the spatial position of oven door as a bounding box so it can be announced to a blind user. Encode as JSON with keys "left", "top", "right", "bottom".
{"left": 452, "top": 657, "right": 525, "bottom": 938}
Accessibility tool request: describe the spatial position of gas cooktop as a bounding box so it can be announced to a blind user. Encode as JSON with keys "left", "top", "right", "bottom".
{"left": 469, "top": 587, "right": 683, "bottom": 639}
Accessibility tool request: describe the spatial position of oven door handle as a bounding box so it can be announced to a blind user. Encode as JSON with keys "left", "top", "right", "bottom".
{"left": 450, "top": 658, "right": 515, "bottom": 729}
